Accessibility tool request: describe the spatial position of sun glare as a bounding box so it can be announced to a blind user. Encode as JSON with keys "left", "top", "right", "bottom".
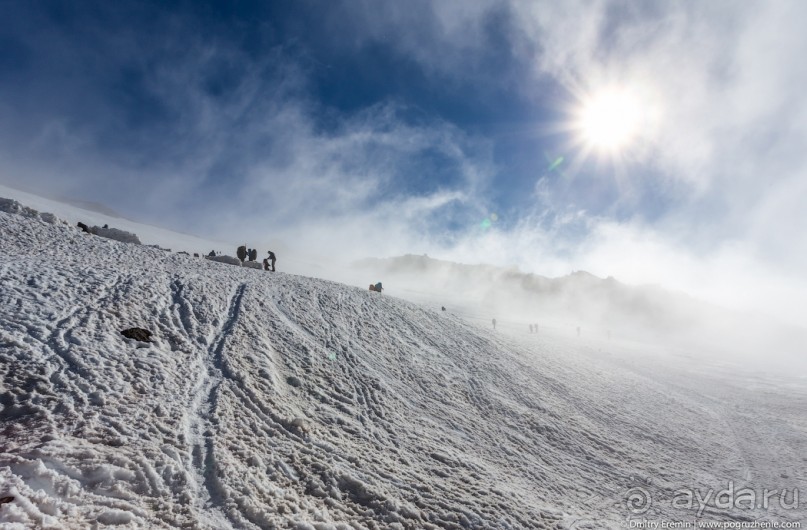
{"left": 554, "top": 83, "right": 662, "bottom": 179}
{"left": 577, "top": 88, "right": 647, "bottom": 153}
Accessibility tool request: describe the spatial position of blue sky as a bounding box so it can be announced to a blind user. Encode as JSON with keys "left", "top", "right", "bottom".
{"left": 2, "top": 1, "right": 807, "bottom": 322}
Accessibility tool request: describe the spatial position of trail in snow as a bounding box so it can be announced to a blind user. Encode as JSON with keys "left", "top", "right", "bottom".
{"left": 186, "top": 283, "right": 247, "bottom": 529}
{"left": 0, "top": 203, "right": 805, "bottom": 529}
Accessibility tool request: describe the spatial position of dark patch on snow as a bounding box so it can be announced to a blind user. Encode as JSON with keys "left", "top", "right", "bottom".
{"left": 120, "top": 327, "right": 153, "bottom": 342}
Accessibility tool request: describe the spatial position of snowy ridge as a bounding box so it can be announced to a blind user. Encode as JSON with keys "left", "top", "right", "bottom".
{"left": 1, "top": 207, "right": 805, "bottom": 528}
{"left": 0, "top": 184, "right": 227, "bottom": 255}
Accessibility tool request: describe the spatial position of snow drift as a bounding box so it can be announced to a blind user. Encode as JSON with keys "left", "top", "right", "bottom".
{"left": 89, "top": 226, "right": 142, "bottom": 245}
{"left": 206, "top": 254, "right": 243, "bottom": 267}
{"left": 0, "top": 198, "right": 64, "bottom": 226}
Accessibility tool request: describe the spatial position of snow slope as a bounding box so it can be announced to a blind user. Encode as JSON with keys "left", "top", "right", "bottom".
{"left": 0, "top": 184, "right": 227, "bottom": 256}
{"left": 1, "top": 205, "right": 805, "bottom": 528}
{"left": 354, "top": 255, "right": 807, "bottom": 372}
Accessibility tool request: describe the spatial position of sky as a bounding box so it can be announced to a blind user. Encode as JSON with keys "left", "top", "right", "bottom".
{"left": 1, "top": 0, "right": 807, "bottom": 325}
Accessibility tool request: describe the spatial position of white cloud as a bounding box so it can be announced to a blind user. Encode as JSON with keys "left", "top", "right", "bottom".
{"left": 3, "top": 0, "right": 806, "bottom": 327}
{"left": 475, "top": 0, "right": 807, "bottom": 322}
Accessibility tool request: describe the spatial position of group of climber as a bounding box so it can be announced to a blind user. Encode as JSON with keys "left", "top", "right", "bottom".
{"left": 237, "top": 245, "right": 276, "bottom": 271}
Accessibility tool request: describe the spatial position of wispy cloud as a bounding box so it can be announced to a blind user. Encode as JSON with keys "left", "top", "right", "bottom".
{"left": 1, "top": 1, "right": 806, "bottom": 326}
{"left": 488, "top": 1, "right": 807, "bottom": 322}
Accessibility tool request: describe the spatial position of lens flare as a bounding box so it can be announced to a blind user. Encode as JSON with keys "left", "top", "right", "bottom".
{"left": 479, "top": 214, "right": 499, "bottom": 230}
{"left": 547, "top": 156, "right": 564, "bottom": 173}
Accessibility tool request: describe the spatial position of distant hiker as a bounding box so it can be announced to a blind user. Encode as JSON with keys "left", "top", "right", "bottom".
{"left": 529, "top": 324, "right": 533, "bottom": 334}
{"left": 208, "top": 250, "right": 216, "bottom": 257}
{"left": 441, "top": 306, "right": 446, "bottom": 311}
{"left": 492, "top": 318, "right": 497, "bottom": 330}
{"left": 375, "top": 282, "right": 382, "bottom": 292}
{"left": 237, "top": 245, "right": 247, "bottom": 262}
{"left": 249, "top": 248, "right": 257, "bottom": 261}
{"left": 264, "top": 250, "right": 276, "bottom": 271}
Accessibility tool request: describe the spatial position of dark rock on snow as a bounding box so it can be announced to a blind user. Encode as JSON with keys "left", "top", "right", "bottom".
{"left": 121, "top": 328, "right": 153, "bottom": 342}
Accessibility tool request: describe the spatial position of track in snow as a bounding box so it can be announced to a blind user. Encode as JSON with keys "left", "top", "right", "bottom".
{"left": 187, "top": 282, "right": 247, "bottom": 529}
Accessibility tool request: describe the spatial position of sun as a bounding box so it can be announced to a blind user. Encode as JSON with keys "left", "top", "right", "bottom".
{"left": 550, "top": 82, "right": 662, "bottom": 180}
{"left": 575, "top": 87, "right": 647, "bottom": 153}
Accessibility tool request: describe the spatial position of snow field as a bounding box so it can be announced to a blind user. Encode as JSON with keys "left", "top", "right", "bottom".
{"left": 1, "top": 207, "right": 804, "bottom": 529}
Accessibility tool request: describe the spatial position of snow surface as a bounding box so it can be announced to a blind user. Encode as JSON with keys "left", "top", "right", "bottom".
{"left": 88, "top": 226, "right": 142, "bottom": 246}
{"left": 0, "top": 184, "right": 227, "bottom": 256}
{"left": 206, "top": 255, "right": 244, "bottom": 267}
{"left": 0, "top": 203, "right": 805, "bottom": 529}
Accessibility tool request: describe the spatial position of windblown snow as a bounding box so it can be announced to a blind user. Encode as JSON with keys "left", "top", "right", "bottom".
{"left": 0, "top": 203, "right": 804, "bottom": 529}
